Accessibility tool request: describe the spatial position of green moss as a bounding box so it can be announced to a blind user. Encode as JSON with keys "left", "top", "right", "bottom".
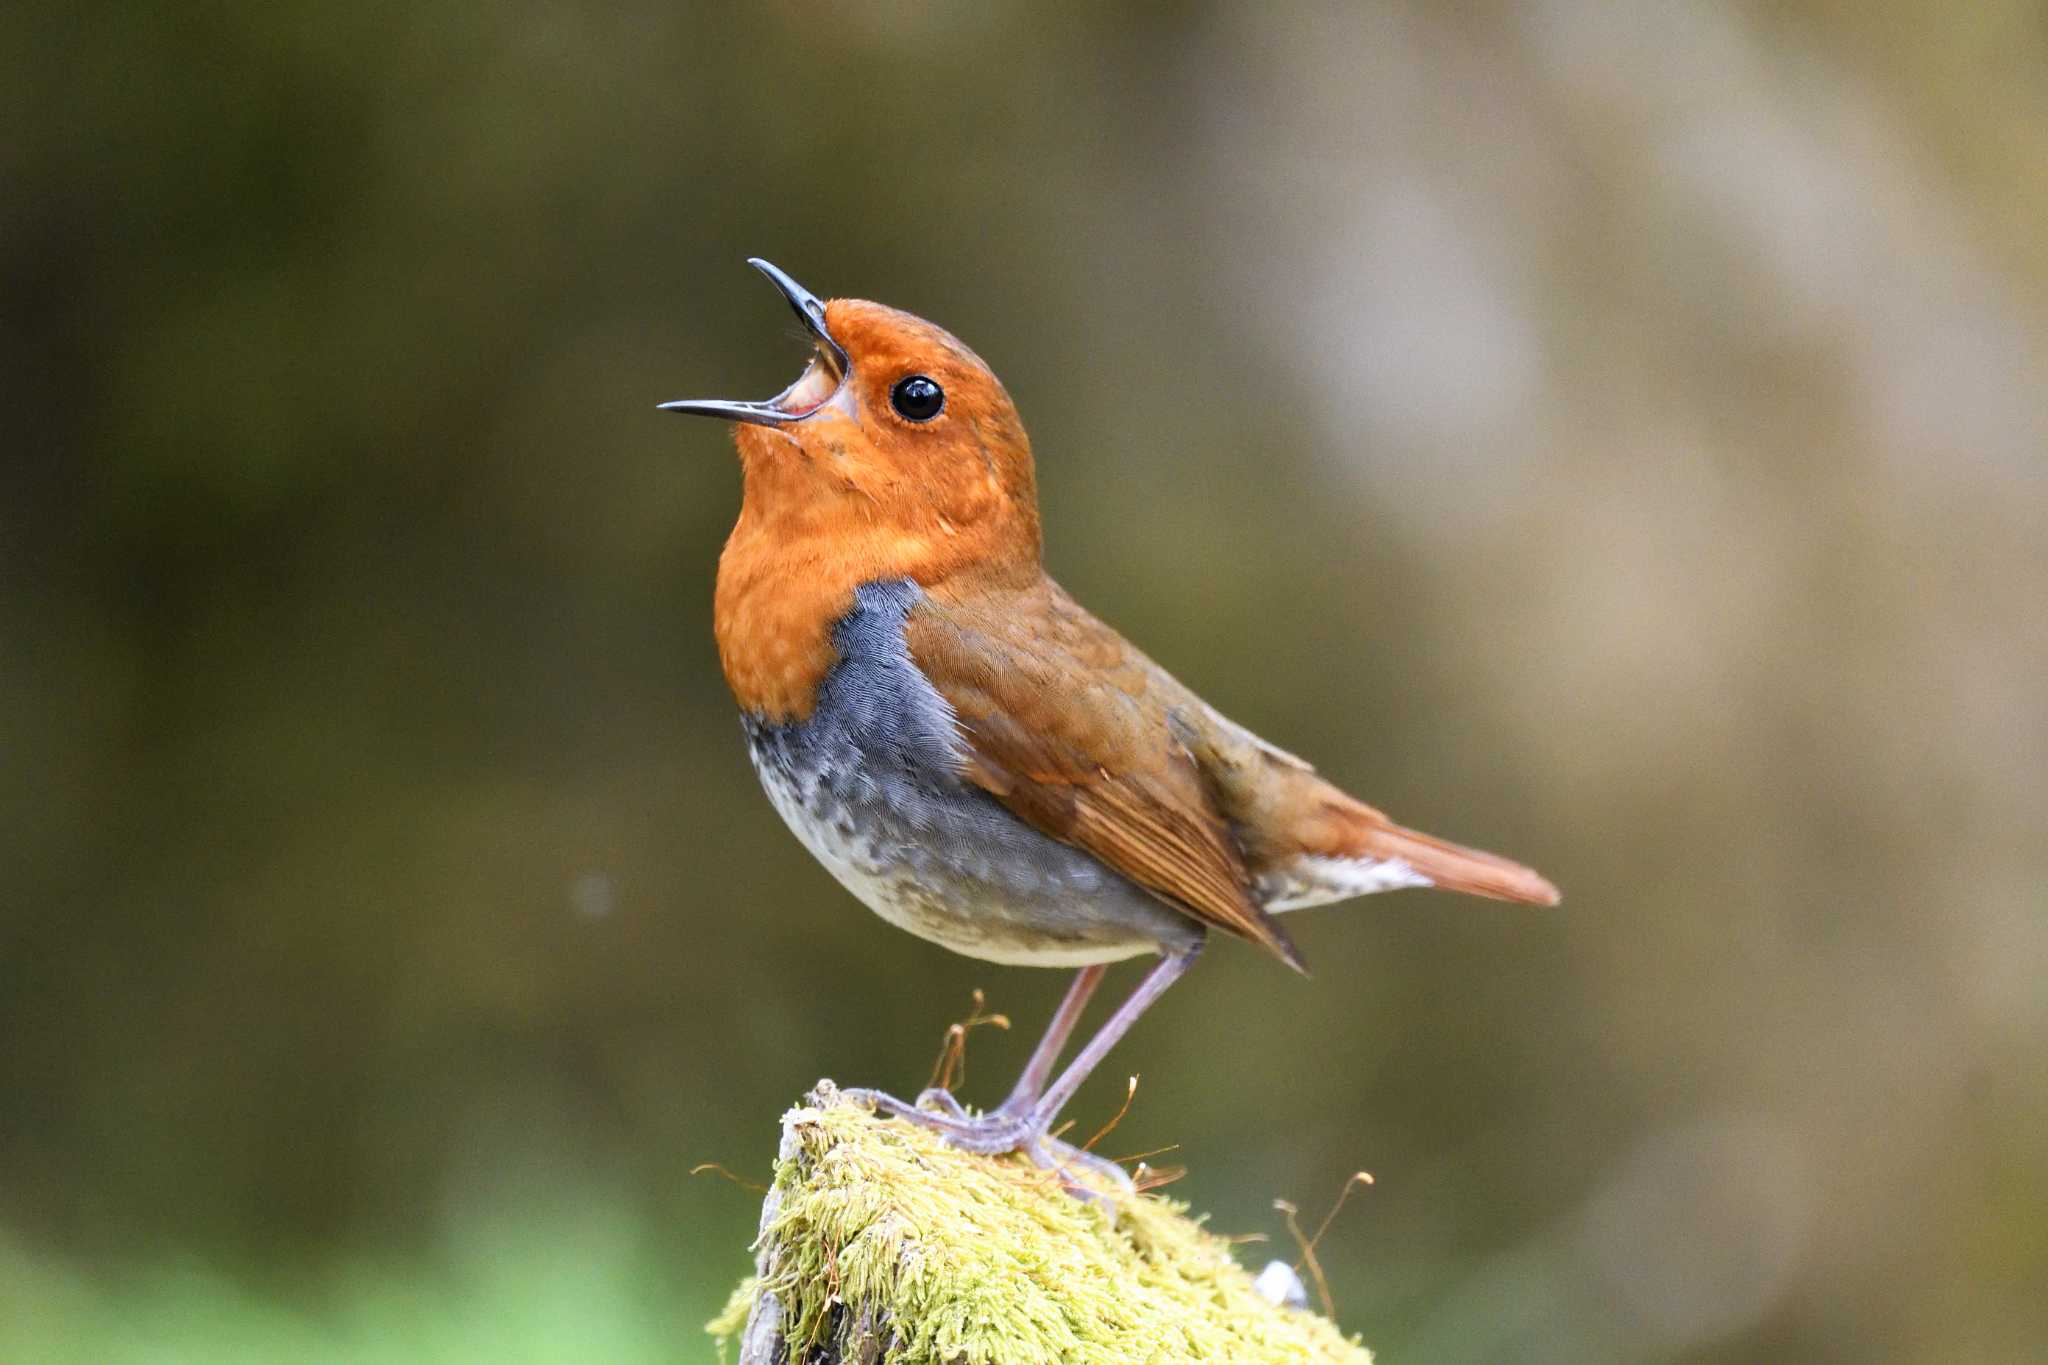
{"left": 711, "top": 1085, "right": 1371, "bottom": 1365}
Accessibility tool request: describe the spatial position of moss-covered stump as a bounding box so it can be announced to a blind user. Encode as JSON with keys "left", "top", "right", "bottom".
{"left": 711, "top": 1082, "right": 1371, "bottom": 1365}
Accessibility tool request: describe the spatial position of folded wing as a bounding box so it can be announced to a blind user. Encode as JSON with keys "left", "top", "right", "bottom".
{"left": 907, "top": 578, "right": 1305, "bottom": 970}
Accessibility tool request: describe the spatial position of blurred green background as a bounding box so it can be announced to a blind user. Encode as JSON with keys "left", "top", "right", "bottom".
{"left": 4, "top": 3, "right": 2045, "bottom": 1361}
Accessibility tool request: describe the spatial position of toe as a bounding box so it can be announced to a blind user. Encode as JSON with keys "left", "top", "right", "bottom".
{"left": 1028, "top": 1136, "right": 1135, "bottom": 1195}
{"left": 914, "top": 1088, "right": 971, "bottom": 1118}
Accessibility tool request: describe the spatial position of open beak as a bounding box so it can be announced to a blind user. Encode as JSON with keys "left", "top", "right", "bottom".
{"left": 658, "top": 259, "right": 850, "bottom": 426}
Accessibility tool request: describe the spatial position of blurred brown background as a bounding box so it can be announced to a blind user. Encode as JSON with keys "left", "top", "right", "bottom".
{"left": 3, "top": 3, "right": 2044, "bottom": 1361}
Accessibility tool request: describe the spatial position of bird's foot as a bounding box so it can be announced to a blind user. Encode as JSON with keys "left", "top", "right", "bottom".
{"left": 1024, "top": 1131, "right": 1136, "bottom": 1194}
{"left": 839, "top": 1086, "right": 1035, "bottom": 1152}
{"left": 840, "top": 1087, "right": 1132, "bottom": 1197}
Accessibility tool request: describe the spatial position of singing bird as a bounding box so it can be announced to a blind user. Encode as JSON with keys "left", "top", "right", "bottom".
{"left": 663, "top": 260, "right": 1558, "bottom": 1181}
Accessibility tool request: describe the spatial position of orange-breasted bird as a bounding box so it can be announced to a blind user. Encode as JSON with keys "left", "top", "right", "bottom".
{"left": 663, "top": 260, "right": 1558, "bottom": 1182}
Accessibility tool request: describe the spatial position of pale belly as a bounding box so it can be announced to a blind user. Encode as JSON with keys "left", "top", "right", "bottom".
{"left": 747, "top": 724, "right": 1190, "bottom": 967}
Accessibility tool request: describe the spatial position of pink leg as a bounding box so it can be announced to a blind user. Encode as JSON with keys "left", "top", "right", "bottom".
{"left": 998, "top": 965, "right": 1108, "bottom": 1114}
{"left": 1024, "top": 943, "right": 1201, "bottom": 1130}
{"left": 844, "top": 938, "right": 1204, "bottom": 1195}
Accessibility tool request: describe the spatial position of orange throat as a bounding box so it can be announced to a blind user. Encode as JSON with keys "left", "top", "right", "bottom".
{"left": 714, "top": 487, "right": 1039, "bottom": 723}
{"left": 708, "top": 302, "right": 1046, "bottom": 722}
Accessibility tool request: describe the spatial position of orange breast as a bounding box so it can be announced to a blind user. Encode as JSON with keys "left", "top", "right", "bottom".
{"left": 714, "top": 413, "right": 1044, "bottom": 722}
{"left": 714, "top": 517, "right": 859, "bottom": 723}
{"left": 715, "top": 511, "right": 1031, "bottom": 722}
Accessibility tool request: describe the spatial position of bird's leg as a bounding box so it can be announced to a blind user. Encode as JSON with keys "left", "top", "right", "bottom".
{"left": 906, "top": 967, "right": 1104, "bottom": 1119}
{"left": 1011, "top": 945, "right": 1203, "bottom": 1196}
{"left": 995, "top": 964, "right": 1108, "bottom": 1116}
{"left": 1019, "top": 941, "right": 1200, "bottom": 1138}
{"left": 844, "top": 941, "right": 1202, "bottom": 1194}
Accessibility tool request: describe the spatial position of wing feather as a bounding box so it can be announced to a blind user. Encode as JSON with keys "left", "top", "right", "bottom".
{"left": 907, "top": 579, "right": 1303, "bottom": 969}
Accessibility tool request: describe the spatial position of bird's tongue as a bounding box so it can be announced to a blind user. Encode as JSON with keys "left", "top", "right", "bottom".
{"left": 773, "top": 355, "right": 840, "bottom": 417}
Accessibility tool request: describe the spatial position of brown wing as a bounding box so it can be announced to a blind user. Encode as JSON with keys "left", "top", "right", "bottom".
{"left": 906, "top": 576, "right": 1304, "bottom": 970}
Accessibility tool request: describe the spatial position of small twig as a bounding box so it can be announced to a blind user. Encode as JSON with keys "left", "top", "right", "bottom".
{"left": 1081, "top": 1075, "right": 1140, "bottom": 1153}
{"left": 926, "top": 988, "right": 1011, "bottom": 1094}
{"left": 1105, "top": 1142, "right": 1181, "bottom": 1168}
{"left": 1275, "top": 1170, "right": 1375, "bottom": 1319}
{"left": 690, "top": 1162, "right": 770, "bottom": 1196}
{"left": 1133, "top": 1163, "right": 1188, "bottom": 1192}
{"left": 1272, "top": 1203, "right": 1318, "bottom": 1313}
{"left": 1302, "top": 1171, "right": 1375, "bottom": 1263}
{"left": 928, "top": 1024, "right": 969, "bottom": 1094}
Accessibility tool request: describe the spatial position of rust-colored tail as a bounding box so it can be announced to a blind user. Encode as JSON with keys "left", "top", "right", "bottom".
{"left": 1346, "top": 818, "right": 1560, "bottom": 905}
{"left": 1174, "top": 698, "right": 1560, "bottom": 911}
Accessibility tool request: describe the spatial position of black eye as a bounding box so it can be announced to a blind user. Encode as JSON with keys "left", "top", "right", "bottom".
{"left": 890, "top": 374, "right": 944, "bottom": 422}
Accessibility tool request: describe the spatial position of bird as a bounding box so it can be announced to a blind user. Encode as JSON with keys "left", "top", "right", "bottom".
{"left": 662, "top": 259, "right": 1558, "bottom": 1184}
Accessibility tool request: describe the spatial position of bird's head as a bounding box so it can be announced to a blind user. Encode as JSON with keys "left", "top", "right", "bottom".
{"left": 664, "top": 260, "right": 1043, "bottom": 581}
